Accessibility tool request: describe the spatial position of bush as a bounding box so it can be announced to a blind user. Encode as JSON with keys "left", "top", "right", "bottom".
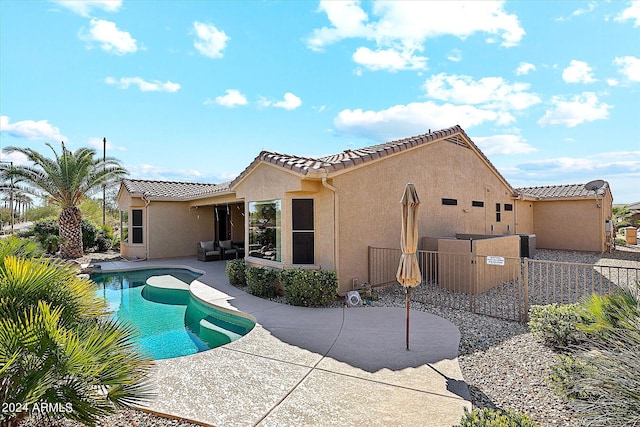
{"left": 545, "top": 283, "right": 640, "bottom": 425}
{"left": 528, "top": 304, "right": 584, "bottom": 350}
{"left": 95, "top": 234, "right": 113, "bottom": 252}
{"left": 246, "top": 266, "right": 278, "bottom": 298}
{"left": 549, "top": 354, "right": 593, "bottom": 400}
{"left": 280, "top": 268, "right": 338, "bottom": 307}
{"left": 456, "top": 407, "right": 539, "bottom": 427}
{"left": 30, "top": 218, "right": 110, "bottom": 253}
{"left": 226, "top": 259, "right": 246, "bottom": 286}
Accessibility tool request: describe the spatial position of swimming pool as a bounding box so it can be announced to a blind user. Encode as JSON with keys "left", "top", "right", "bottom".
{"left": 92, "top": 268, "right": 255, "bottom": 360}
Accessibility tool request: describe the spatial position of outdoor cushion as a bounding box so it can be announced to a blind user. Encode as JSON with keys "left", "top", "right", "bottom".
{"left": 219, "top": 240, "right": 233, "bottom": 249}
{"left": 201, "top": 241, "right": 215, "bottom": 251}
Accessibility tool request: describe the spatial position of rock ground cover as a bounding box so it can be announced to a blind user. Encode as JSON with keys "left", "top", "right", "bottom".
{"left": 19, "top": 247, "right": 640, "bottom": 426}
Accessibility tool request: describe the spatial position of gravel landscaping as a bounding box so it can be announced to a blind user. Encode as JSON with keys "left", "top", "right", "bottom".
{"left": 20, "top": 247, "right": 640, "bottom": 426}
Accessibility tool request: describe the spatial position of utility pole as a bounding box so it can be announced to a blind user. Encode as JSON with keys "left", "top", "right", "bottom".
{"left": 103, "top": 137, "right": 106, "bottom": 227}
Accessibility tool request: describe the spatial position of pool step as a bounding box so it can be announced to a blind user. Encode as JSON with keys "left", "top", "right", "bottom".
{"left": 199, "top": 318, "right": 242, "bottom": 344}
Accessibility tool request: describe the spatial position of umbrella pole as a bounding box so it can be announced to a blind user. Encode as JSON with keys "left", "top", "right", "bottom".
{"left": 406, "top": 287, "right": 410, "bottom": 351}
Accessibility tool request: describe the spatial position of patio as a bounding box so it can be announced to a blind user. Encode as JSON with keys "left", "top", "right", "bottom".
{"left": 96, "top": 258, "right": 471, "bottom": 426}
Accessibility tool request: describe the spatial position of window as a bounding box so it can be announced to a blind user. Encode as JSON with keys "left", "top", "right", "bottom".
{"left": 504, "top": 203, "right": 513, "bottom": 211}
{"left": 121, "top": 209, "right": 143, "bottom": 244}
{"left": 292, "top": 199, "right": 314, "bottom": 264}
{"left": 495, "top": 203, "right": 501, "bottom": 222}
{"left": 120, "top": 211, "right": 128, "bottom": 243}
{"left": 248, "top": 200, "right": 281, "bottom": 262}
{"left": 441, "top": 198, "right": 457, "bottom": 206}
{"left": 472, "top": 201, "right": 484, "bottom": 207}
{"left": 131, "top": 209, "right": 143, "bottom": 243}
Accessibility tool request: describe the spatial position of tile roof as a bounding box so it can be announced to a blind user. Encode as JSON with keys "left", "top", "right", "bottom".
{"left": 627, "top": 201, "right": 640, "bottom": 210}
{"left": 122, "top": 179, "right": 231, "bottom": 200}
{"left": 231, "top": 125, "right": 513, "bottom": 190}
{"left": 517, "top": 182, "right": 609, "bottom": 200}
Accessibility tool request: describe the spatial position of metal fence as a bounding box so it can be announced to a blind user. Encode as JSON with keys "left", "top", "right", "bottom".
{"left": 368, "top": 246, "right": 640, "bottom": 322}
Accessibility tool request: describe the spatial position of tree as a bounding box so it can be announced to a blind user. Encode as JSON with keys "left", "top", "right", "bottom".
{"left": 0, "top": 238, "right": 153, "bottom": 427}
{"left": 0, "top": 143, "right": 127, "bottom": 258}
{"left": 612, "top": 205, "right": 633, "bottom": 230}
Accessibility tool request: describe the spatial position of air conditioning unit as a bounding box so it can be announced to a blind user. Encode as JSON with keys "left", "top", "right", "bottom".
{"left": 345, "top": 291, "right": 362, "bottom": 307}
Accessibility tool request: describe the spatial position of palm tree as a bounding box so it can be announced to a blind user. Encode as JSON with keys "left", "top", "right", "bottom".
{"left": 1, "top": 143, "right": 127, "bottom": 258}
{"left": 0, "top": 238, "right": 153, "bottom": 427}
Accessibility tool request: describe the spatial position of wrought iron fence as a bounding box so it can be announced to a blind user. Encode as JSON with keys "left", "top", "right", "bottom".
{"left": 368, "top": 246, "right": 640, "bottom": 322}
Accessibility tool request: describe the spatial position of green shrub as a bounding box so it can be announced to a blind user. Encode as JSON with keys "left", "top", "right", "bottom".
{"left": 31, "top": 219, "right": 109, "bottom": 253}
{"left": 528, "top": 304, "right": 584, "bottom": 350}
{"left": 577, "top": 285, "right": 640, "bottom": 339}
{"left": 280, "top": 268, "right": 338, "bottom": 307}
{"left": 615, "top": 237, "right": 627, "bottom": 245}
{"left": 456, "top": 407, "right": 539, "bottom": 427}
{"left": 226, "top": 259, "right": 246, "bottom": 286}
{"left": 549, "top": 354, "right": 593, "bottom": 400}
{"left": 246, "top": 266, "right": 278, "bottom": 298}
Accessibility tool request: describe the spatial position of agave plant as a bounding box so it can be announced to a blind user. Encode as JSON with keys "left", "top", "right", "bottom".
{"left": 0, "top": 143, "right": 127, "bottom": 259}
{"left": 0, "top": 239, "right": 153, "bottom": 427}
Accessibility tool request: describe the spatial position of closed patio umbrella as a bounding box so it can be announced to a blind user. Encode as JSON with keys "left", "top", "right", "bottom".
{"left": 397, "top": 183, "right": 422, "bottom": 350}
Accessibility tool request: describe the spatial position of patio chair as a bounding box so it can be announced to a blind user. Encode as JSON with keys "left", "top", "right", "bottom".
{"left": 219, "top": 240, "right": 238, "bottom": 259}
{"left": 197, "top": 241, "right": 221, "bottom": 262}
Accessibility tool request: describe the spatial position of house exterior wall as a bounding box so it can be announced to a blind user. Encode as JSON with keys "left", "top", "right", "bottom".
{"left": 515, "top": 200, "right": 535, "bottom": 234}
{"left": 147, "top": 201, "right": 214, "bottom": 259}
{"left": 233, "top": 164, "right": 336, "bottom": 271}
{"left": 332, "top": 139, "right": 516, "bottom": 293}
{"left": 117, "top": 188, "right": 216, "bottom": 259}
{"left": 532, "top": 193, "right": 612, "bottom": 252}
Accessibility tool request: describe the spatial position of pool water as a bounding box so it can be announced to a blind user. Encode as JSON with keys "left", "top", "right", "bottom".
{"left": 92, "top": 268, "right": 255, "bottom": 360}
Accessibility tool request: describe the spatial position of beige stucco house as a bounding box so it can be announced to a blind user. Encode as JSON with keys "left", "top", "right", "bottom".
{"left": 117, "top": 125, "right": 614, "bottom": 294}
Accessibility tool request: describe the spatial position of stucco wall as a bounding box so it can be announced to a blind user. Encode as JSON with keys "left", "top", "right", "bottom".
{"left": 515, "top": 200, "right": 535, "bottom": 234}
{"left": 234, "top": 164, "right": 336, "bottom": 270}
{"left": 533, "top": 199, "right": 606, "bottom": 252}
{"left": 332, "top": 138, "right": 516, "bottom": 293}
{"left": 147, "top": 202, "right": 215, "bottom": 259}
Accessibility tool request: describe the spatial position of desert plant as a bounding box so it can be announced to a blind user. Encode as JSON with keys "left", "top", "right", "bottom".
{"left": 0, "top": 248, "right": 153, "bottom": 426}
{"left": 245, "top": 266, "right": 278, "bottom": 298}
{"left": 280, "top": 268, "right": 338, "bottom": 307}
{"left": 548, "top": 354, "right": 594, "bottom": 401}
{"left": 1, "top": 143, "right": 127, "bottom": 259}
{"left": 456, "top": 407, "right": 539, "bottom": 427}
{"left": 528, "top": 303, "right": 584, "bottom": 350}
{"left": 225, "top": 259, "right": 246, "bottom": 286}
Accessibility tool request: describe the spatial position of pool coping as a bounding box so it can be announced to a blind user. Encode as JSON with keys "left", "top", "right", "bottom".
{"left": 95, "top": 257, "right": 471, "bottom": 427}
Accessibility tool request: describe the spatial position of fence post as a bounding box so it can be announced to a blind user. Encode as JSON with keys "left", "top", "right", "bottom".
{"left": 523, "top": 257, "right": 529, "bottom": 322}
{"left": 470, "top": 254, "right": 475, "bottom": 314}
{"left": 368, "top": 246, "right": 371, "bottom": 287}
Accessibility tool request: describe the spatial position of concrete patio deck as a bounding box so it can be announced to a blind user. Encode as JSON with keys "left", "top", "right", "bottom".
{"left": 95, "top": 257, "right": 471, "bottom": 427}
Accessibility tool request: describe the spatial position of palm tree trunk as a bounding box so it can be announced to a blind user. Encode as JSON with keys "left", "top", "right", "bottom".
{"left": 59, "top": 206, "right": 83, "bottom": 259}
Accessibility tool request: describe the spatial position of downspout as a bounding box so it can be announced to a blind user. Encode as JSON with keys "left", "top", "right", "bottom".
{"left": 142, "top": 193, "right": 151, "bottom": 259}
{"left": 321, "top": 171, "right": 340, "bottom": 284}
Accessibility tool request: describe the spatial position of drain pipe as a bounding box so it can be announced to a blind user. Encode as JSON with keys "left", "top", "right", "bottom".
{"left": 320, "top": 170, "right": 340, "bottom": 284}
{"left": 142, "top": 193, "right": 151, "bottom": 260}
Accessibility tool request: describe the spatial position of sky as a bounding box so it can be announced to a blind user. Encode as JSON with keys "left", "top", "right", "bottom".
{"left": 0, "top": 0, "right": 639, "bottom": 203}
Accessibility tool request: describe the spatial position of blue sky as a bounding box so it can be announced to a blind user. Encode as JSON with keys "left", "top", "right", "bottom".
{"left": 1, "top": 0, "right": 639, "bottom": 203}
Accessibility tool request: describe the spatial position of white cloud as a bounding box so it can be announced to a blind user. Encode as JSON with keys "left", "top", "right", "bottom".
{"left": 473, "top": 134, "right": 537, "bottom": 155}
{"left": 79, "top": 19, "right": 138, "bottom": 55}
{"left": 0, "top": 115, "right": 65, "bottom": 142}
{"left": 105, "top": 76, "right": 181, "bottom": 92}
{"left": 210, "top": 89, "right": 248, "bottom": 107}
{"left": 307, "top": 1, "right": 524, "bottom": 72}
{"left": 274, "top": 93, "right": 302, "bottom": 110}
{"left": 516, "top": 62, "right": 536, "bottom": 75}
{"left": 334, "top": 101, "right": 513, "bottom": 141}
{"left": 423, "top": 73, "right": 541, "bottom": 111}
{"left": 607, "top": 78, "right": 620, "bottom": 86}
{"left": 615, "top": 1, "right": 640, "bottom": 26}
{"left": 538, "top": 92, "right": 611, "bottom": 127}
{"left": 193, "top": 21, "right": 229, "bottom": 59}
{"left": 447, "top": 49, "right": 462, "bottom": 62}
{"left": 352, "top": 47, "right": 427, "bottom": 71}
{"left": 562, "top": 60, "right": 596, "bottom": 83}
{"left": 614, "top": 56, "right": 640, "bottom": 82}
{"left": 51, "top": 0, "right": 121, "bottom": 17}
